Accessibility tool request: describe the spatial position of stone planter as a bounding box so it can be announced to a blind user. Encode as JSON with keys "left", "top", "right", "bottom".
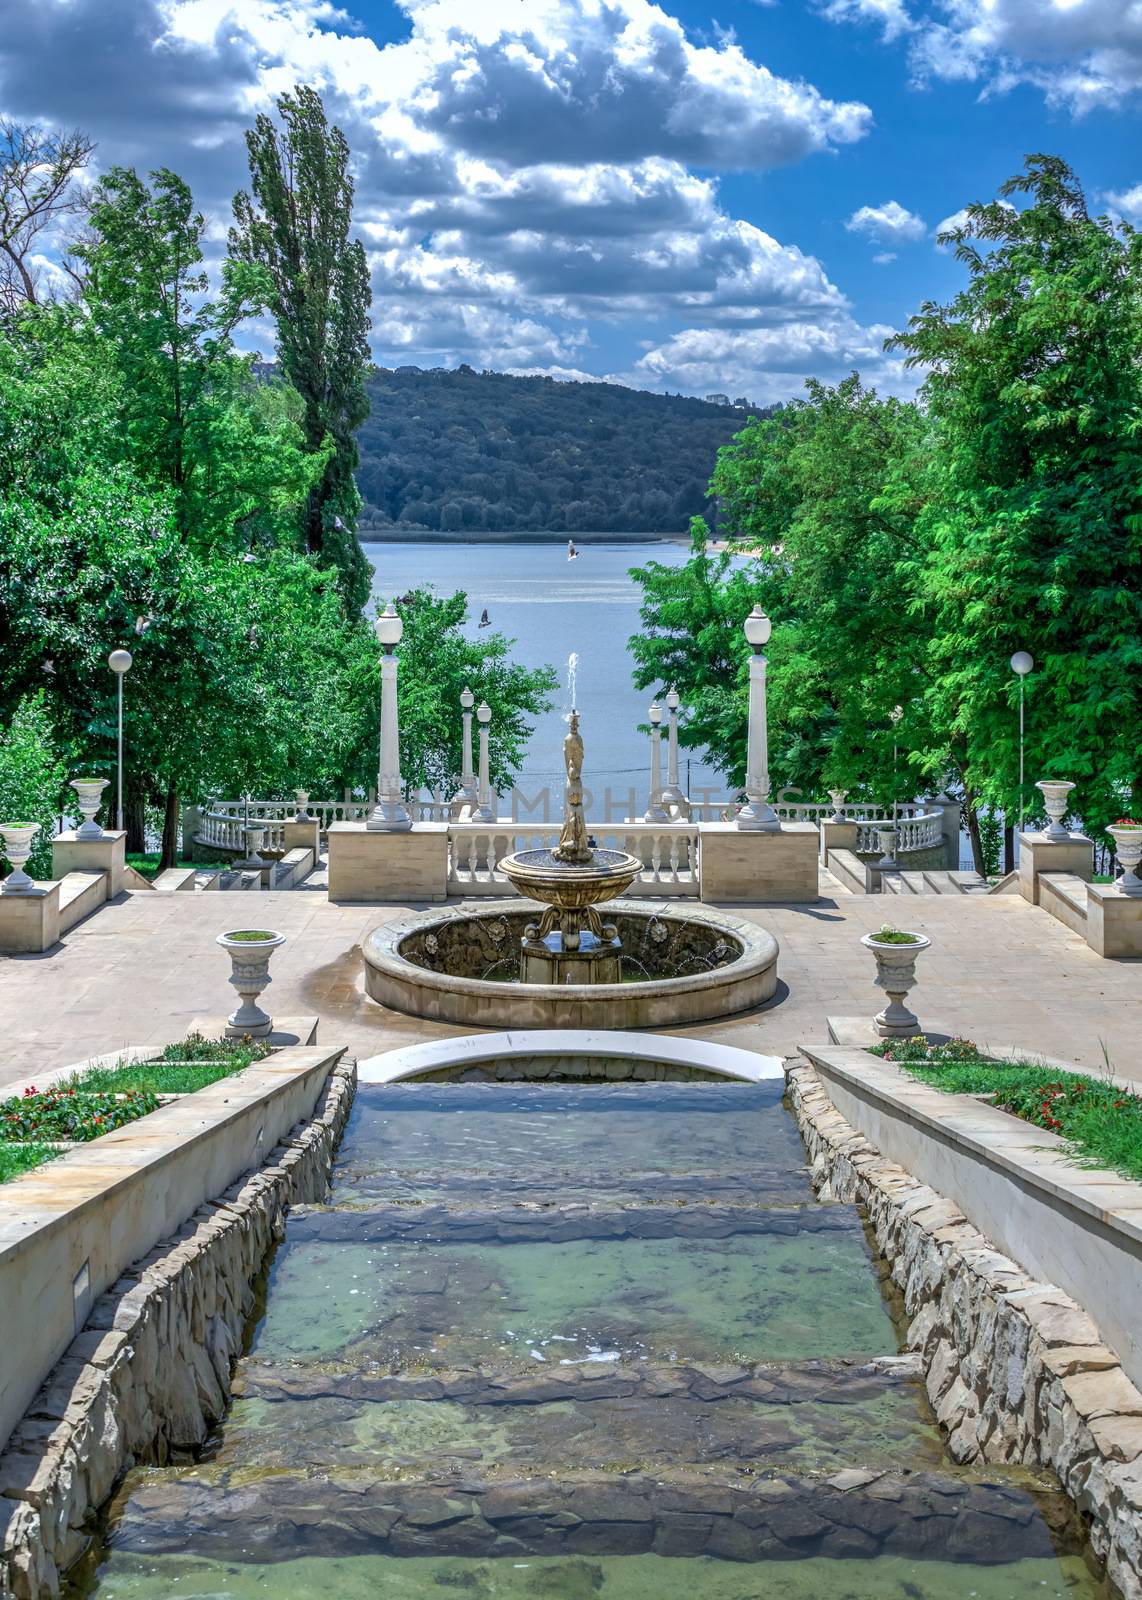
{"left": 0, "top": 823, "right": 41, "bottom": 894}
{"left": 827, "top": 789, "right": 848, "bottom": 824}
{"left": 1107, "top": 825, "right": 1142, "bottom": 897}
{"left": 876, "top": 826, "right": 898, "bottom": 870}
{"left": 860, "top": 930, "right": 931, "bottom": 1038}
{"left": 294, "top": 790, "right": 312, "bottom": 823}
{"left": 242, "top": 824, "right": 269, "bottom": 867}
{"left": 70, "top": 777, "right": 109, "bottom": 840}
{"left": 1036, "top": 779, "right": 1075, "bottom": 840}
{"left": 216, "top": 929, "right": 287, "bottom": 1037}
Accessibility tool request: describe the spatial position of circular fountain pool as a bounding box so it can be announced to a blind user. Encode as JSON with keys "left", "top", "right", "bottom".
{"left": 363, "top": 898, "right": 779, "bottom": 1028}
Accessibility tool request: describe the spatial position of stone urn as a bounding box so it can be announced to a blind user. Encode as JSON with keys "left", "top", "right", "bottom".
{"left": 1036, "top": 780, "right": 1075, "bottom": 840}
{"left": 861, "top": 928, "right": 931, "bottom": 1038}
{"left": 827, "top": 789, "right": 848, "bottom": 824}
{"left": 1107, "top": 822, "right": 1142, "bottom": 897}
{"left": 876, "top": 826, "right": 898, "bottom": 870}
{"left": 216, "top": 929, "right": 286, "bottom": 1037}
{"left": 70, "top": 777, "right": 109, "bottom": 840}
{"left": 0, "top": 823, "right": 41, "bottom": 895}
{"left": 242, "top": 824, "right": 269, "bottom": 867}
{"left": 294, "top": 790, "right": 312, "bottom": 823}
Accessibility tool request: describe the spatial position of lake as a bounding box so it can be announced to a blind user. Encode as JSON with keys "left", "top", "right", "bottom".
{"left": 363, "top": 538, "right": 731, "bottom": 819}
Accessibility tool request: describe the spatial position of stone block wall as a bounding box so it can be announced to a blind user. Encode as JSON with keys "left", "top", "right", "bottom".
{"left": 786, "top": 1060, "right": 1142, "bottom": 1600}
{"left": 0, "top": 1059, "right": 356, "bottom": 1598}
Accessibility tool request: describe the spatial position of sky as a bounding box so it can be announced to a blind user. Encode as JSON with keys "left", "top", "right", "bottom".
{"left": 1, "top": 0, "right": 1140, "bottom": 405}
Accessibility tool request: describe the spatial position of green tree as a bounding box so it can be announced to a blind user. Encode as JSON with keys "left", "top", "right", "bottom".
{"left": 77, "top": 166, "right": 322, "bottom": 554}
{"left": 892, "top": 155, "right": 1142, "bottom": 850}
{"left": 390, "top": 590, "right": 558, "bottom": 799}
{"left": 231, "top": 86, "right": 372, "bottom": 607}
{"left": 0, "top": 693, "right": 67, "bottom": 879}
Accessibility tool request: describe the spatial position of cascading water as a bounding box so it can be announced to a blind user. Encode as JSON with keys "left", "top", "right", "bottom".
{"left": 565, "top": 650, "right": 578, "bottom": 719}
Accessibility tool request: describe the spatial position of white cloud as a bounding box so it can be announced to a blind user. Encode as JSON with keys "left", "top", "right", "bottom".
{"left": 1103, "top": 182, "right": 1142, "bottom": 222}
{"left": 819, "top": 0, "right": 1142, "bottom": 113}
{"left": 845, "top": 200, "right": 927, "bottom": 242}
{"left": 619, "top": 318, "right": 917, "bottom": 405}
{"left": 0, "top": 0, "right": 878, "bottom": 399}
{"left": 872, "top": 251, "right": 897, "bottom": 264}
{"left": 935, "top": 206, "right": 973, "bottom": 237}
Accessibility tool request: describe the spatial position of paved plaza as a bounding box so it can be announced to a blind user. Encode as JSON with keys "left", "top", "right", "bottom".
{"left": 1, "top": 887, "right": 1137, "bottom": 1089}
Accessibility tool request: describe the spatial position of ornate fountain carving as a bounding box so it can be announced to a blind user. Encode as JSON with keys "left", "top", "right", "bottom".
{"left": 499, "top": 712, "right": 642, "bottom": 983}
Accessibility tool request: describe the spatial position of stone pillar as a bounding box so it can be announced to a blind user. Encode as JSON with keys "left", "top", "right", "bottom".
{"left": 181, "top": 804, "right": 203, "bottom": 859}
{"left": 0, "top": 879, "right": 61, "bottom": 953}
{"left": 1086, "top": 884, "right": 1142, "bottom": 958}
{"left": 327, "top": 822, "right": 449, "bottom": 903}
{"left": 368, "top": 605, "right": 411, "bottom": 832}
{"left": 452, "top": 685, "right": 478, "bottom": 815}
{"left": 700, "top": 821, "right": 818, "bottom": 903}
{"left": 644, "top": 700, "right": 668, "bottom": 822}
{"left": 472, "top": 701, "right": 494, "bottom": 823}
{"left": 1018, "top": 829, "right": 1094, "bottom": 905}
{"left": 738, "top": 607, "right": 779, "bottom": 832}
{"left": 282, "top": 819, "right": 320, "bottom": 856}
{"left": 820, "top": 819, "right": 859, "bottom": 863}
{"left": 925, "top": 792, "right": 962, "bottom": 870}
{"left": 51, "top": 830, "right": 126, "bottom": 898}
{"left": 661, "top": 686, "right": 689, "bottom": 817}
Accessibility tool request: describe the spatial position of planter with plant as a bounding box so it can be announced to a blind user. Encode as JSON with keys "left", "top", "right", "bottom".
{"left": 69, "top": 776, "right": 110, "bottom": 839}
{"left": 860, "top": 924, "right": 931, "bottom": 1038}
{"left": 1106, "top": 819, "right": 1142, "bottom": 897}
{"left": 216, "top": 929, "right": 287, "bottom": 1037}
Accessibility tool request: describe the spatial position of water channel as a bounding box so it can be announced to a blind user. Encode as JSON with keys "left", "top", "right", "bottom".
{"left": 75, "top": 1076, "right": 1105, "bottom": 1598}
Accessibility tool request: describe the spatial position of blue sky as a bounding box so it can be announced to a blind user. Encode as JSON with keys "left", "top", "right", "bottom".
{"left": 1, "top": 0, "right": 1139, "bottom": 403}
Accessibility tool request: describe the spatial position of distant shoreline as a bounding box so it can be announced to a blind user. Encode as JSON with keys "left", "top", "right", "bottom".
{"left": 359, "top": 528, "right": 687, "bottom": 545}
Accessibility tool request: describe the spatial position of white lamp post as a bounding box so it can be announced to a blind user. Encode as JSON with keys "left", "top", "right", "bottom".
{"left": 473, "top": 701, "right": 494, "bottom": 823}
{"left": 737, "top": 606, "right": 780, "bottom": 831}
{"left": 1011, "top": 651, "right": 1034, "bottom": 831}
{"left": 889, "top": 704, "right": 903, "bottom": 827}
{"left": 108, "top": 649, "right": 132, "bottom": 831}
{"left": 644, "top": 700, "right": 669, "bottom": 823}
{"left": 662, "top": 687, "right": 687, "bottom": 816}
{"left": 367, "top": 605, "right": 411, "bottom": 832}
{"left": 453, "top": 685, "right": 478, "bottom": 814}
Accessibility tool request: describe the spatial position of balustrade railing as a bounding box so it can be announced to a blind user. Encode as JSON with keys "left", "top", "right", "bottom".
{"left": 447, "top": 821, "right": 699, "bottom": 897}
{"left": 854, "top": 814, "right": 943, "bottom": 855}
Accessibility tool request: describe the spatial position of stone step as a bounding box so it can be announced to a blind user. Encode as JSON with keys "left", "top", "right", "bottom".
{"left": 333, "top": 1167, "right": 820, "bottom": 1208}
{"left": 103, "top": 1465, "right": 1079, "bottom": 1568}
{"left": 921, "top": 870, "right": 966, "bottom": 895}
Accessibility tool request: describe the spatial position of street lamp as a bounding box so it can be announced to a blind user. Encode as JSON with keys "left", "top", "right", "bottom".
{"left": 473, "top": 701, "right": 494, "bottom": 823}
{"left": 644, "top": 700, "right": 669, "bottom": 823}
{"left": 108, "top": 649, "right": 132, "bottom": 831}
{"left": 889, "top": 704, "right": 903, "bottom": 827}
{"left": 452, "top": 686, "right": 478, "bottom": 814}
{"left": 1011, "top": 651, "right": 1034, "bottom": 831}
{"left": 662, "top": 687, "right": 687, "bottom": 816}
{"left": 737, "top": 606, "right": 780, "bottom": 831}
{"left": 367, "top": 605, "right": 411, "bottom": 831}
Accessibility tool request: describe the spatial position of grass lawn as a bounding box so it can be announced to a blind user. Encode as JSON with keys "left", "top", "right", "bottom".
{"left": 69, "top": 1033, "right": 274, "bottom": 1095}
{"left": 869, "top": 1037, "right": 1142, "bottom": 1183}
{"left": 125, "top": 853, "right": 202, "bottom": 880}
{"left": 0, "top": 1143, "right": 62, "bottom": 1183}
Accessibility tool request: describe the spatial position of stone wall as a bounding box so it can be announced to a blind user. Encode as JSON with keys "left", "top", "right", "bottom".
{"left": 786, "top": 1059, "right": 1142, "bottom": 1600}
{"left": 0, "top": 1058, "right": 356, "bottom": 1599}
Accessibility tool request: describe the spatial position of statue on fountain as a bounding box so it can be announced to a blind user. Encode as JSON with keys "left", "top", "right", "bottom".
{"left": 552, "top": 710, "right": 592, "bottom": 865}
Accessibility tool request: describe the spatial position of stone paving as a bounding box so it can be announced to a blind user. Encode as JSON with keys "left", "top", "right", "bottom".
{"left": 0, "top": 887, "right": 1138, "bottom": 1089}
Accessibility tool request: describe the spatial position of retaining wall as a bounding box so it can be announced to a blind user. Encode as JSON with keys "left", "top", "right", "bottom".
{"left": 0, "top": 1055, "right": 356, "bottom": 1598}
{"left": 786, "top": 1057, "right": 1142, "bottom": 1600}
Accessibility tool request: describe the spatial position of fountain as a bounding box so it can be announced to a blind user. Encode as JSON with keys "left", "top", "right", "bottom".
{"left": 363, "top": 711, "right": 780, "bottom": 1028}
{"left": 498, "top": 710, "right": 641, "bottom": 984}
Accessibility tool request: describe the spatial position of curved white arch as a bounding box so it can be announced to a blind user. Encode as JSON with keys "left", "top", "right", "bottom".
{"left": 357, "top": 1030, "right": 784, "bottom": 1086}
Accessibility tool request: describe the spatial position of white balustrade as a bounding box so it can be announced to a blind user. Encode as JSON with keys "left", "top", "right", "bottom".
{"left": 446, "top": 821, "right": 700, "bottom": 897}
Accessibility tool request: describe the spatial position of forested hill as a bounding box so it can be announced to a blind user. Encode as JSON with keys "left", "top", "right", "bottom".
{"left": 355, "top": 366, "right": 777, "bottom": 534}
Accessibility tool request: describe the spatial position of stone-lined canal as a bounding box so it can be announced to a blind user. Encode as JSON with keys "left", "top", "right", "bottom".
{"left": 74, "top": 1079, "right": 1107, "bottom": 1598}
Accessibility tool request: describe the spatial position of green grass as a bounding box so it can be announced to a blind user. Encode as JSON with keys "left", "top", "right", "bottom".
{"left": 869, "top": 1037, "right": 1142, "bottom": 1183}
{"left": 0, "top": 1143, "right": 62, "bottom": 1183}
{"left": 69, "top": 1034, "right": 273, "bottom": 1096}
{"left": 125, "top": 853, "right": 201, "bottom": 880}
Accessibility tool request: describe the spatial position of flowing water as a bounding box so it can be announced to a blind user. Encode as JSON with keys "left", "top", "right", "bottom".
{"left": 74, "top": 1080, "right": 1107, "bottom": 1598}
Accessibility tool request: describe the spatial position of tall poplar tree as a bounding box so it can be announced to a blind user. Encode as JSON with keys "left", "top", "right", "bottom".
{"left": 231, "top": 87, "right": 373, "bottom": 610}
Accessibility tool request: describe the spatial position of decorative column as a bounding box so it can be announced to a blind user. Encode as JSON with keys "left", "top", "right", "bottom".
{"left": 367, "top": 604, "right": 411, "bottom": 832}
{"left": 644, "top": 700, "right": 669, "bottom": 822}
{"left": 661, "top": 687, "right": 688, "bottom": 817}
{"left": 452, "top": 685, "right": 478, "bottom": 814}
{"left": 472, "top": 700, "right": 494, "bottom": 823}
{"left": 737, "top": 605, "right": 780, "bottom": 831}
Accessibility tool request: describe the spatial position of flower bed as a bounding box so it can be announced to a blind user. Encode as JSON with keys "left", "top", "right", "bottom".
{"left": 73, "top": 1034, "right": 274, "bottom": 1096}
{"left": 1, "top": 1085, "right": 159, "bottom": 1143}
{"left": 869, "top": 1037, "right": 1142, "bottom": 1182}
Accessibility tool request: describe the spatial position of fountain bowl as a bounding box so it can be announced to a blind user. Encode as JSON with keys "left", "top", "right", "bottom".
{"left": 363, "top": 898, "right": 779, "bottom": 1029}
{"left": 498, "top": 845, "right": 642, "bottom": 909}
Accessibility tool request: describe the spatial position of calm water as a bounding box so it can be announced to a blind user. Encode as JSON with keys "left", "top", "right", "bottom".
{"left": 364, "top": 539, "right": 730, "bottom": 817}
{"left": 77, "top": 1079, "right": 1105, "bottom": 1598}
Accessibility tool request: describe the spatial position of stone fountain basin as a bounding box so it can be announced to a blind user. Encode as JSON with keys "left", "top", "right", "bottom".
{"left": 363, "top": 898, "right": 779, "bottom": 1029}
{"left": 498, "top": 846, "right": 642, "bottom": 909}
